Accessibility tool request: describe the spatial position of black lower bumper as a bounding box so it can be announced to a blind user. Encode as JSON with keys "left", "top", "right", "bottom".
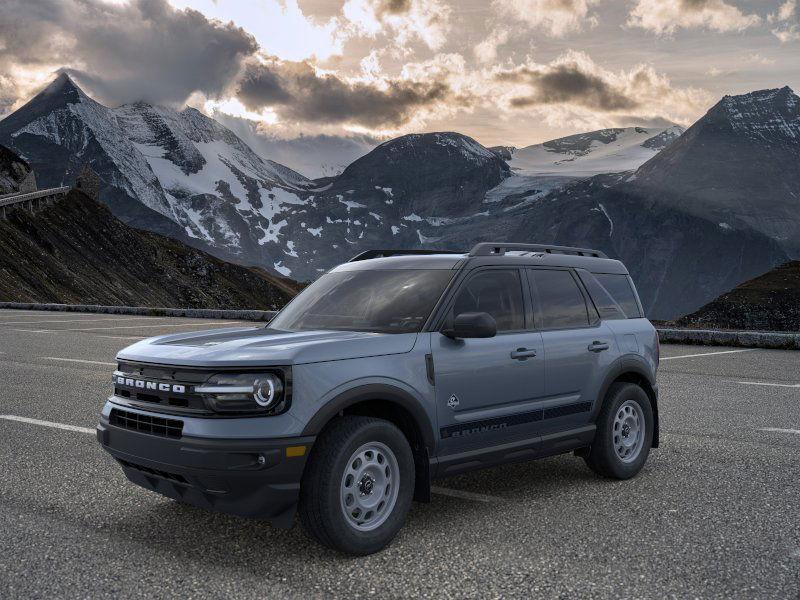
{"left": 97, "top": 419, "right": 314, "bottom": 528}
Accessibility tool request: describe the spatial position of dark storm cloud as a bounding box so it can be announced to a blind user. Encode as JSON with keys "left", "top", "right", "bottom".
{"left": 237, "top": 58, "right": 451, "bottom": 128}
{"left": 0, "top": 0, "right": 257, "bottom": 106}
{"left": 496, "top": 62, "right": 639, "bottom": 111}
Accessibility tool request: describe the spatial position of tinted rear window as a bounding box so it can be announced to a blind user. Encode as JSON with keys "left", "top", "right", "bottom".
{"left": 593, "top": 273, "right": 642, "bottom": 318}
{"left": 530, "top": 269, "right": 589, "bottom": 329}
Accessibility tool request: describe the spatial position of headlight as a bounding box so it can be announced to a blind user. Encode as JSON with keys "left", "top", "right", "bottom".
{"left": 195, "top": 372, "right": 286, "bottom": 414}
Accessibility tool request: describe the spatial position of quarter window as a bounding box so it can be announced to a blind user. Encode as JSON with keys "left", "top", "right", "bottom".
{"left": 448, "top": 270, "right": 525, "bottom": 332}
{"left": 593, "top": 273, "right": 642, "bottom": 318}
{"left": 530, "top": 269, "right": 589, "bottom": 329}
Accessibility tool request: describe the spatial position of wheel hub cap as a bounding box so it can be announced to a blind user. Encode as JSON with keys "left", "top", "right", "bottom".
{"left": 359, "top": 474, "right": 375, "bottom": 496}
{"left": 340, "top": 442, "right": 400, "bottom": 532}
{"left": 613, "top": 400, "right": 646, "bottom": 463}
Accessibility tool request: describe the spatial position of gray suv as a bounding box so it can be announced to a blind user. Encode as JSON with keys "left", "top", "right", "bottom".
{"left": 97, "top": 243, "right": 659, "bottom": 555}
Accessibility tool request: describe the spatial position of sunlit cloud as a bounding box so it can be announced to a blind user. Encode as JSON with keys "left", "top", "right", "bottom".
{"left": 493, "top": 0, "right": 600, "bottom": 38}
{"left": 167, "top": 0, "right": 347, "bottom": 61}
{"left": 490, "top": 50, "right": 712, "bottom": 128}
{"left": 768, "top": 0, "right": 800, "bottom": 42}
{"left": 342, "top": 0, "right": 451, "bottom": 51}
{"left": 627, "top": 0, "right": 761, "bottom": 35}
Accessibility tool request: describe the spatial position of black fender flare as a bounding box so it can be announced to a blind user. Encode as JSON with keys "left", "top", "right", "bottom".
{"left": 593, "top": 355, "right": 660, "bottom": 448}
{"left": 301, "top": 383, "right": 437, "bottom": 451}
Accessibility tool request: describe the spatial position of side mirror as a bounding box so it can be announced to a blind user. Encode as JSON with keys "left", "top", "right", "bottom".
{"left": 443, "top": 312, "right": 497, "bottom": 339}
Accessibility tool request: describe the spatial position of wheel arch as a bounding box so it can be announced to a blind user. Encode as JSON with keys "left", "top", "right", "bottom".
{"left": 301, "top": 383, "right": 436, "bottom": 502}
{"left": 595, "top": 357, "right": 660, "bottom": 448}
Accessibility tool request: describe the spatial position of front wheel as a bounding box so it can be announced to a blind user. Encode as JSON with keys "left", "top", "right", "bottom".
{"left": 584, "top": 382, "right": 653, "bottom": 479}
{"left": 298, "top": 416, "right": 415, "bottom": 555}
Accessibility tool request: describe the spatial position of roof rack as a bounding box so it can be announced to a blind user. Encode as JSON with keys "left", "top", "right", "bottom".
{"left": 468, "top": 242, "right": 608, "bottom": 259}
{"left": 348, "top": 249, "right": 464, "bottom": 262}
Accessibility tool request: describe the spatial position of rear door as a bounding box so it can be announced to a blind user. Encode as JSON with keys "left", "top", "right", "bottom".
{"left": 432, "top": 267, "right": 545, "bottom": 455}
{"left": 527, "top": 268, "right": 616, "bottom": 434}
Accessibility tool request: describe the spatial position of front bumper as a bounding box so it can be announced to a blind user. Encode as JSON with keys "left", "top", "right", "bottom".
{"left": 97, "top": 410, "right": 314, "bottom": 528}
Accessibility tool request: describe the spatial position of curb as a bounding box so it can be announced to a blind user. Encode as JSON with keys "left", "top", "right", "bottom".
{"left": 656, "top": 328, "right": 800, "bottom": 350}
{"left": 0, "top": 302, "right": 277, "bottom": 322}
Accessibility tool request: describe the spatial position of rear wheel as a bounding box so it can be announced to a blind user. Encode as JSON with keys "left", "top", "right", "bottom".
{"left": 584, "top": 382, "right": 653, "bottom": 479}
{"left": 299, "top": 416, "right": 414, "bottom": 555}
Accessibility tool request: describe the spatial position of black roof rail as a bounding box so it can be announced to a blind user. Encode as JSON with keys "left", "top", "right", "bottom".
{"left": 468, "top": 242, "right": 608, "bottom": 259}
{"left": 348, "top": 249, "right": 464, "bottom": 262}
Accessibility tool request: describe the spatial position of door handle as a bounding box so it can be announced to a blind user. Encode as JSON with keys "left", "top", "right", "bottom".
{"left": 588, "top": 341, "right": 610, "bottom": 352}
{"left": 511, "top": 348, "right": 537, "bottom": 360}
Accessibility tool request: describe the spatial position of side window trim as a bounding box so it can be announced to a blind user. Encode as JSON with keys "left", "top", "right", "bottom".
{"left": 434, "top": 266, "right": 528, "bottom": 334}
{"left": 527, "top": 267, "right": 600, "bottom": 332}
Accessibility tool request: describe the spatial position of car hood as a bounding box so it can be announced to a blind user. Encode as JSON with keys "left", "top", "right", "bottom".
{"left": 116, "top": 326, "right": 419, "bottom": 367}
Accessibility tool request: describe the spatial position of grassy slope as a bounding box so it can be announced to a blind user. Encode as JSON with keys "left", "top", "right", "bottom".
{"left": 0, "top": 190, "right": 297, "bottom": 309}
{"left": 673, "top": 261, "right": 800, "bottom": 332}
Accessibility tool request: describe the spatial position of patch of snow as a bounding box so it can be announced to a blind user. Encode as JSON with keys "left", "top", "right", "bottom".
{"left": 273, "top": 261, "right": 292, "bottom": 276}
{"left": 417, "top": 229, "right": 442, "bottom": 244}
{"left": 597, "top": 203, "right": 614, "bottom": 236}
{"left": 403, "top": 213, "right": 423, "bottom": 222}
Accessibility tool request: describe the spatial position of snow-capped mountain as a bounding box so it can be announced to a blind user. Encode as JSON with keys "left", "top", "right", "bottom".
{"left": 507, "top": 126, "right": 684, "bottom": 177}
{"left": 635, "top": 86, "right": 800, "bottom": 256}
{"left": 0, "top": 73, "right": 318, "bottom": 271}
{"left": 265, "top": 131, "right": 511, "bottom": 276}
{"left": 432, "top": 89, "right": 800, "bottom": 319}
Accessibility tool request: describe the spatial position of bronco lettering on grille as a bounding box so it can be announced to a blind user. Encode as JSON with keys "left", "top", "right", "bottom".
{"left": 115, "top": 376, "right": 186, "bottom": 394}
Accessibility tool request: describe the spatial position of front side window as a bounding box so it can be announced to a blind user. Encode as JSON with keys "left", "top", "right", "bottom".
{"left": 447, "top": 269, "right": 525, "bottom": 332}
{"left": 530, "top": 269, "right": 590, "bottom": 329}
{"left": 269, "top": 269, "right": 454, "bottom": 334}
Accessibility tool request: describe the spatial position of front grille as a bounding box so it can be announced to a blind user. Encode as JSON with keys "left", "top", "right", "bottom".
{"left": 117, "top": 458, "right": 188, "bottom": 484}
{"left": 114, "top": 362, "right": 210, "bottom": 413}
{"left": 110, "top": 408, "right": 183, "bottom": 439}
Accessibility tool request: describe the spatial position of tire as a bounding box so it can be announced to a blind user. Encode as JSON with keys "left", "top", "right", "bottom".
{"left": 298, "top": 415, "right": 415, "bottom": 555}
{"left": 584, "top": 382, "right": 653, "bottom": 479}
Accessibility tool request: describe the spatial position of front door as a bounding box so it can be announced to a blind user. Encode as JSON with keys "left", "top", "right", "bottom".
{"left": 433, "top": 268, "right": 545, "bottom": 455}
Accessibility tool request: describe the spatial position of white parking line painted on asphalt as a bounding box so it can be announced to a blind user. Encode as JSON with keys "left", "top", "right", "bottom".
{"left": 758, "top": 427, "right": 800, "bottom": 435}
{"left": 40, "top": 357, "right": 116, "bottom": 366}
{"left": 738, "top": 381, "right": 800, "bottom": 388}
{"left": 661, "top": 349, "right": 755, "bottom": 361}
{"left": 0, "top": 415, "right": 95, "bottom": 435}
{"left": 0, "top": 317, "right": 165, "bottom": 325}
{"left": 430, "top": 486, "right": 502, "bottom": 503}
{"left": 11, "top": 321, "right": 239, "bottom": 333}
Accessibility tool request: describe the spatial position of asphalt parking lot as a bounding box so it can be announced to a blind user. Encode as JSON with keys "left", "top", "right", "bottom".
{"left": 0, "top": 309, "right": 798, "bottom": 599}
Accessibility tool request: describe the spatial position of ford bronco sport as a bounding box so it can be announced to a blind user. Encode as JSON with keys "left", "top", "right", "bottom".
{"left": 97, "top": 243, "right": 659, "bottom": 555}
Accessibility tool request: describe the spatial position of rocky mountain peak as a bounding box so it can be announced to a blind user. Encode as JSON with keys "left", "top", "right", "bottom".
{"left": 705, "top": 86, "right": 800, "bottom": 140}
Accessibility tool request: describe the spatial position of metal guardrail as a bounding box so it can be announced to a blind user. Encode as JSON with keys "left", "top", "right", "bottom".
{"left": 0, "top": 186, "right": 71, "bottom": 208}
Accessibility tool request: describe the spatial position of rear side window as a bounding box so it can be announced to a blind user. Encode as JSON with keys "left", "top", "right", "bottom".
{"left": 577, "top": 270, "right": 626, "bottom": 320}
{"left": 593, "top": 273, "right": 642, "bottom": 318}
{"left": 448, "top": 269, "right": 525, "bottom": 332}
{"left": 529, "top": 269, "right": 589, "bottom": 329}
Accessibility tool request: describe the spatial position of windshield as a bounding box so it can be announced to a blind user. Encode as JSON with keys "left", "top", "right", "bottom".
{"left": 269, "top": 269, "right": 454, "bottom": 334}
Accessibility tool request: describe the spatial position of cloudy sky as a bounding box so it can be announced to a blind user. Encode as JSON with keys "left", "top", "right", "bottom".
{"left": 0, "top": 0, "right": 797, "bottom": 147}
